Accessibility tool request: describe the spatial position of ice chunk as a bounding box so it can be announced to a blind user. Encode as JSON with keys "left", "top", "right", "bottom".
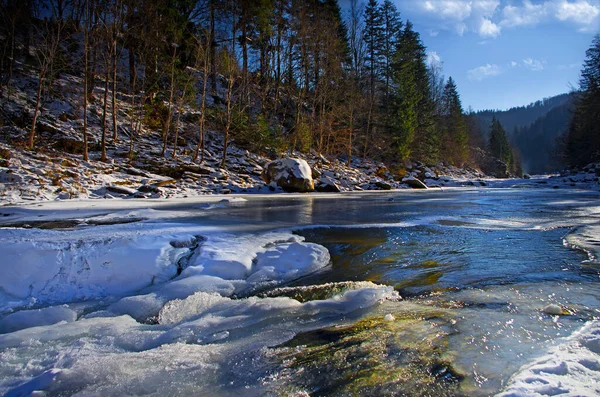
{"left": 0, "top": 306, "right": 77, "bottom": 334}
{"left": 542, "top": 304, "right": 564, "bottom": 316}
{"left": 108, "top": 276, "right": 238, "bottom": 321}
{"left": 0, "top": 228, "right": 196, "bottom": 310}
{"left": 247, "top": 242, "right": 331, "bottom": 284}
{"left": 384, "top": 313, "right": 395, "bottom": 321}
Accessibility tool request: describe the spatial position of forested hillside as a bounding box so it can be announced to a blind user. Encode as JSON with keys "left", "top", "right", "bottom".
{"left": 0, "top": 0, "right": 483, "bottom": 175}
{"left": 473, "top": 93, "right": 573, "bottom": 137}
{"left": 566, "top": 34, "right": 600, "bottom": 169}
{"left": 513, "top": 100, "right": 574, "bottom": 174}
{"left": 473, "top": 93, "right": 575, "bottom": 174}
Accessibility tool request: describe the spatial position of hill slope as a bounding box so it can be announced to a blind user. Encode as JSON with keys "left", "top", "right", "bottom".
{"left": 473, "top": 93, "right": 575, "bottom": 173}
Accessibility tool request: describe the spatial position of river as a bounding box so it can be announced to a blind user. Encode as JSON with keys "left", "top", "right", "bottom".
{"left": 1, "top": 188, "right": 599, "bottom": 396}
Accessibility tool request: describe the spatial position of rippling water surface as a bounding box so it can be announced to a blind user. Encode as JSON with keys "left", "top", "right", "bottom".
{"left": 1, "top": 188, "right": 600, "bottom": 396}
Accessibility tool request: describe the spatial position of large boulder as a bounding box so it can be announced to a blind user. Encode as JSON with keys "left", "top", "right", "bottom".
{"left": 402, "top": 176, "right": 428, "bottom": 189}
{"left": 261, "top": 158, "right": 315, "bottom": 192}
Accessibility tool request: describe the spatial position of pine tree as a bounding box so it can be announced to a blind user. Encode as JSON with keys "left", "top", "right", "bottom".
{"left": 567, "top": 34, "right": 600, "bottom": 167}
{"left": 440, "top": 76, "right": 468, "bottom": 165}
{"left": 488, "top": 117, "right": 511, "bottom": 166}
{"left": 391, "top": 21, "right": 436, "bottom": 163}
{"left": 363, "top": 0, "right": 383, "bottom": 100}
{"left": 380, "top": 0, "right": 402, "bottom": 112}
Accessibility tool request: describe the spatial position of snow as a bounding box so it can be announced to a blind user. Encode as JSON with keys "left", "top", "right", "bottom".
{"left": 273, "top": 158, "right": 312, "bottom": 181}
{"left": 497, "top": 320, "right": 600, "bottom": 397}
{"left": 0, "top": 196, "right": 404, "bottom": 395}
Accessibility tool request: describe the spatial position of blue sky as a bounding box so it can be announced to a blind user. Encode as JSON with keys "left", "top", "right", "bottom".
{"left": 344, "top": 0, "right": 600, "bottom": 111}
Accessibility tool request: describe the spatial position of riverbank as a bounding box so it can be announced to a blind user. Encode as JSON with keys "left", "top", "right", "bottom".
{"left": 2, "top": 128, "right": 599, "bottom": 208}
{"left": 0, "top": 128, "right": 494, "bottom": 206}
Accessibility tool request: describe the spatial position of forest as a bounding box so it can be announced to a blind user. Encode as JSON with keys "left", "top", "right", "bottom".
{"left": 0, "top": 0, "right": 598, "bottom": 176}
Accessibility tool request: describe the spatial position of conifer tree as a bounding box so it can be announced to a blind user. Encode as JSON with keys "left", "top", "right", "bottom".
{"left": 380, "top": 0, "right": 402, "bottom": 112}
{"left": 488, "top": 117, "right": 511, "bottom": 166}
{"left": 441, "top": 76, "right": 468, "bottom": 165}
{"left": 363, "top": 0, "right": 382, "bottom": 100}
{"left": 391, "top": 21, "right": 436, "bottom": 163}
{"left": 567, "top": 34, "right": 600, "bottom": 167}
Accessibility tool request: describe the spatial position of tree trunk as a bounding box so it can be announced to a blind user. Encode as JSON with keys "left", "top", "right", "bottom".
{"left": 112, "top": 41, "right": 118, "bottom": 142}
{"left": 162, "top": 46, "right": 176, "bottom": 157}
{"left": 348, "top": 100, "right": 354, "bottom": 167}
{"left": 128, "top": 71, "right": 137, "bottom": 162}
{"left": 209, "top": 3, "right": 216, "bottom": 95}
{"left": 4, "top": 24, "right": 16, "bottom": 99}
{"left": 241, "top": 5, "right": 248, "bottom": 78}
{"left": 172, "top": 105, "right": 181, "bottom": 159}
{"left": 221, "top": 76, "right": 234, "bottom": 169}
{"left": 28, "top": 70, "right": 45, "bottom": 149}
{"left": 194, "top": 58, "right": 209, "bottom": 164}
{"left": 128, "top": 47, "right": 136, "bottom": 92}
{"left": 83, "top": 2, "right": 89, "bottom": 161}
{"left": 363, "top": 99, "right": 373, "bottom": 161}
{"left": 101, "top": 57, "right": 109, "bottom": 162}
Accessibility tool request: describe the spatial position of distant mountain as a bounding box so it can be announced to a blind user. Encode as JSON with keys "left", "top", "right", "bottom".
{"left": 472, "top": 93, "right": 575, "bottom": 174}
{"left": 513, "top": 100, "right": 574, "bottom": 174}
{"left": 473, "top": 93, "right": 573, "bottom": 137}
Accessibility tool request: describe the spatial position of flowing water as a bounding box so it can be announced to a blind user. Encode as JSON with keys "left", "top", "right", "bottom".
{"left": 1, "top": 188, "right": 600, "bottom": 396}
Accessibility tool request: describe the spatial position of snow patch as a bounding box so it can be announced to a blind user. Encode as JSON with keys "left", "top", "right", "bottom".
{"left": 497, "top": 320, "right": 600, "bottom": 397}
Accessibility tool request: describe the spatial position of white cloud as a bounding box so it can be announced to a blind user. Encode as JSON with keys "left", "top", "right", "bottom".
{"left": 467, "top": 64, "right": 503, "bottom": 81}
{"left": 427, "top": 51, "right": 442, "bottom": 66}
{"left": 511, "top": 61, "right": 518, "bottom": 67}
{"left": 422, "top": 0, "right": 472, "bottom": 21}
{"left": 500, "top": 0, "right": 600, "bottom": 29}
{"left": 522, "top": 58, "right": 546, "bottom": 71}
{"left": 555, "top": 0, "right": 600, "bottom": 25}
{"left": 407, "top": 0, "right": 600, "bottom": 37}
{"left": 479, "top": 17, "right": 502, "bottom": 37}
{"left": 473, "top": 0, "right": 501, "bottom": 16}
{"left": 416, "top": 0, "right": 500, "bottom": 37}
{"left": 501, "top": 0, "right": 549, "bottom": 27}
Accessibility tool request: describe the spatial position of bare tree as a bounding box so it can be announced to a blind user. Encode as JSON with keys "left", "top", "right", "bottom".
{"left": 82, "top": 0, "right": 90, "bottom": 161}
{"left": 428, "top": 54, "right": 445, "bottom": 117}
{"left": 28, "top": 6, "right": 64, "bottom": 149}
{"left": 161, "top": 42, "right": 178, "bottom": 157}
{"left": 193, "top": 30, "right": 211, "bottom": 164}
{"left": 111, "top": 0, "right": 125, "bottom": 144}
{"left": 220, "top": 49, "right": 238, "bottom": 169}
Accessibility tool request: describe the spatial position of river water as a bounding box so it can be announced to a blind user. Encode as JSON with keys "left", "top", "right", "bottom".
{"left": 1, "top": 188, "right": 600, "bottom": 396}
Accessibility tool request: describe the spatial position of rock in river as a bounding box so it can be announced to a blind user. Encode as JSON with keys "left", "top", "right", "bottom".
{"left": 402, "top": 176, "right": 428, "bottom": 189}
{"left": 262, "top": 158, "right": 315, "bottom": 192}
